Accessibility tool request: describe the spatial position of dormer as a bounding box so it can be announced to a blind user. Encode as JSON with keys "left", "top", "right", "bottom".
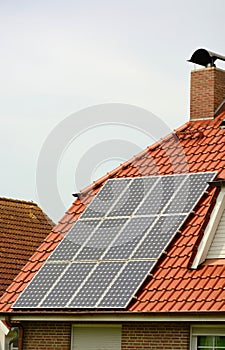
{"left": 192, "top": 181, "right": 225, "bottom": 268}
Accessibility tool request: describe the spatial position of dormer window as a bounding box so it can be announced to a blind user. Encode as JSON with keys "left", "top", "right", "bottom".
{"left": 192, "top": 186, "right": 225, "bottom": 268}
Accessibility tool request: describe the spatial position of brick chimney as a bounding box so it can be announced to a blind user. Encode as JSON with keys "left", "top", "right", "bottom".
{"left": 189, "top": 48, "right": 225, "bottom": 121}
{"left": 190, "top": 67, "right": 225, "bottom": 121}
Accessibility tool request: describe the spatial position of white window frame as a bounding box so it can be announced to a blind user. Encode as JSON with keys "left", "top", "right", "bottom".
{"left": 190, "top": 325, "right": 225, "bottom": 350}
{"left": 71, "top": 324, "right": 122, "bottom": 350}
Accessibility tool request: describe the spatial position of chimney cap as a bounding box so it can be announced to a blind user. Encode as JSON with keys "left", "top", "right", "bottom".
{"left": 188, "top": 48, "right": 225, "bottom": 68}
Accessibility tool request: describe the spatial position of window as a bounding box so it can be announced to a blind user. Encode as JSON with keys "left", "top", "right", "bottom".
{"left": 197, "top": 336, "right": 225, "bottom": 349}
{"left": 191, "top": 326, "right": 225, "bottom": 350}
{"left": 71, "top": 324, "right": 121, "bottom": 350}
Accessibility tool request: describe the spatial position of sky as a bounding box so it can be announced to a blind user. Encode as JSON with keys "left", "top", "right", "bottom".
{"left": 1, "top": 0, "right": 225, "bottom": 222}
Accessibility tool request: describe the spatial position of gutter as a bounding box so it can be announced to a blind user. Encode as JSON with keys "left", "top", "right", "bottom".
{"left": 2, "top": 311, "right": 225, "bottom": 323}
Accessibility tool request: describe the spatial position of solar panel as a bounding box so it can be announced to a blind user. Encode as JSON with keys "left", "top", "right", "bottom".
{"left": 136, "top": 174, "right": 186, "bottom": 215}
{"left": 164, "top": 172, "right": 214, "bottom": 214}
{"left": 80, "top": 178, "right": 131, "bottom": 219}
{"left": 14, "top": 263, "right": 67, "bottom": 308}
{"left": 13, "top": 172, "right": 216, "bottom": 310}
{"left": 75, "top": 218, "right": 127, "bottom": 261}
{"left": 107, "top": 177, "right": 157, "bottom": 217}
{"left": 133, "top": 214, "right": 186, "bottom": 259}
{"left": 98, "top": 261, "right": 155, "bottom": 308}
{"left": 69, "top": 262, "right": 124, "bottom": 308}
{"left": 103, "top": 216, "right": 157, "bottom": 260}
{"left": 41, "top": 263, "right": 95, "bottom": 307}
{"left": 48, "top": 220, "right": 100, "bottom": 261}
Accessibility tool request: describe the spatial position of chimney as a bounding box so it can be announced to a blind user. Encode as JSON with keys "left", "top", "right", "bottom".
{"left": 189, "top": 48, "right": 225, "bottom": 121}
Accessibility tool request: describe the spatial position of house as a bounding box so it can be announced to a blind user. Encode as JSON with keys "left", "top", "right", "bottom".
{"left": 1, "top": 48, "right": 225, "bottom": 350}
{"left": 0, "top": 198, "right": 54, "bottom": 350}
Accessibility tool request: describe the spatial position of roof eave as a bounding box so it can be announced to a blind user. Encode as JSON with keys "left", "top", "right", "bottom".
{"left": 2, "top": 310, "right": 225, "bottom": 323}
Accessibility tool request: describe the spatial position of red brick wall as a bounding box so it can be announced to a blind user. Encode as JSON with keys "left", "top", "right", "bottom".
{"left": 22, "top": 321, "right": 71, "bottom": 350}
{"left": 190, "top": 67, "right": 225, "bottom": 120}
{"left": 121, "top": 322, "right": 189, "bottom": 350}
{"left": 21, "top": 321, "right": 189, "bottom": 350}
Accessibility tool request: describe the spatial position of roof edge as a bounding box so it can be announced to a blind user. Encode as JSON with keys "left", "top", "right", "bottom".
{"left": 0, "top": 197, "right": 38, "bottom": 206}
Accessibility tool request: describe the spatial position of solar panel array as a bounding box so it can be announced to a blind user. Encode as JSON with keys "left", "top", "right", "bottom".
{"left": 13, "top": 172, "right": 216, "bottom": 309}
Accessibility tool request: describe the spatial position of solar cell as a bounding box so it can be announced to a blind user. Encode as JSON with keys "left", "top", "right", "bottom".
{"left": 98, "top": 261, "right": 155, "bottom": 308}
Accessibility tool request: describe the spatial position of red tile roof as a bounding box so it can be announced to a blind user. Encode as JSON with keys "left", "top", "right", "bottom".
{"left": 1, "top": 114, "right": 225, "bottom": 313}
{"left": 0, "top": 198, "right": 54, "bottom": 298}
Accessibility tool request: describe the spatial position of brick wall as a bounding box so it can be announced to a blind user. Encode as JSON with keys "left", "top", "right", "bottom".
{"left": 190, "top": 67, "right": 225, "bottom": 120}
{"left": 121, "top": 322, "right": 190, "bottom": 350}
{"left": 21, "top": 321, "right": 189, "bottom": 350}
{"left": 22, "top": 321, "right": 71, "bottom": 350}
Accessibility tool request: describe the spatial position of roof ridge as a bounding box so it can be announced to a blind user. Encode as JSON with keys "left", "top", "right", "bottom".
{"left": 0, "top": 197, "right": 38, "bottom": 206}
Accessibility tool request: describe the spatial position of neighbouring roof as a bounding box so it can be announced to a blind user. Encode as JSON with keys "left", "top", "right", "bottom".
{"left": 0, "top": 198, "right": 54, "bottom": 297}
{"left": 1, "top": 114, "right": 225, "bottom": 314}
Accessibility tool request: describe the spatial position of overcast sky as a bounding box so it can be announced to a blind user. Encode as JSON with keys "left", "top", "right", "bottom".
{"left": 1, "top": 0, "right": 225, "bottom": 222}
